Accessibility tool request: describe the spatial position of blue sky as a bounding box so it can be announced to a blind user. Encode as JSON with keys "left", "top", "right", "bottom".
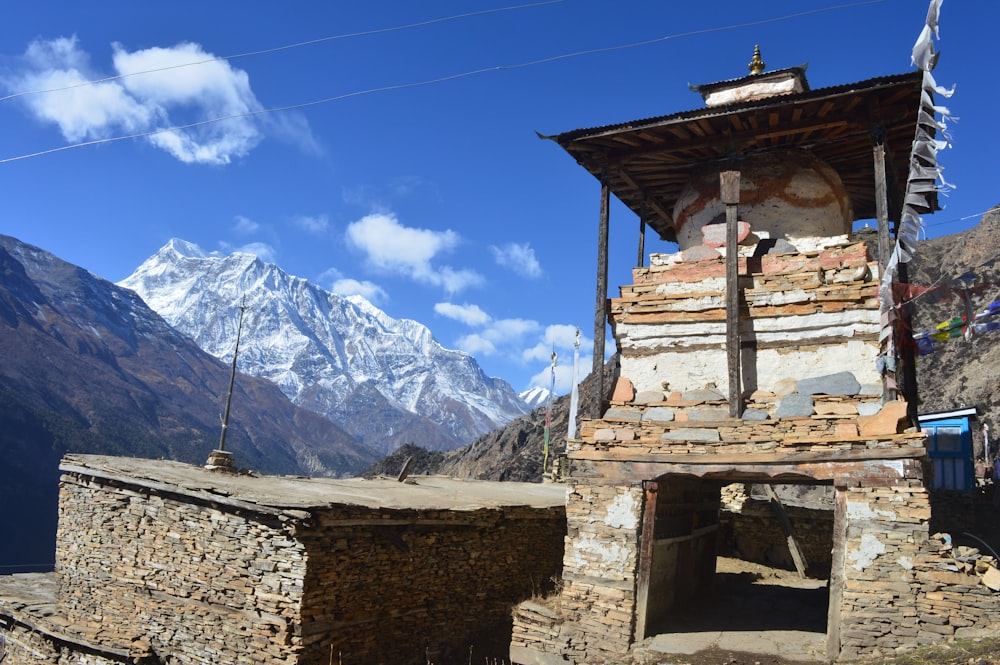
{"left": 1, "top": 0, "right": 996, "bottom": 395}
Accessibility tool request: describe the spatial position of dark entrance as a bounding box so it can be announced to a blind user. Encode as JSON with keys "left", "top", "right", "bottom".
{"left": 635, "top": 474, "right": 839, "bottom": 661}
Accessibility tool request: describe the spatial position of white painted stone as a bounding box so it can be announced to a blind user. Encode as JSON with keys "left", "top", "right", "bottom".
{"left": 849, "top": 533, "right": 887, "bottom": 571}
{"left": 620, "top": 339, "right": 880, "bottom": 396}
{"left": 604, "top": 491, "right": 640, "bottom": 530}
{"left": 702, "top": 71, "right": 806, "bottom": 107}
{"left": 847, "top": 500, "right": 898, "bottom": 523}
{"left": 672, "top": 153, "right": 851, "bottom": 250}
{"left": 569, "top": 534, "right": 633, "bottom": 575}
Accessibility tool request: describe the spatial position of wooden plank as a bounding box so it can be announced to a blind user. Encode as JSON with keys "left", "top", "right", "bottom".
{"left": 569, "top": 456, "right": 925, "bottom": 485}
{"left": 569, "top": 446, "right": 924, "bottom": 465}
{"left": 764, "top": 484, "right": 809, "bottom": 578}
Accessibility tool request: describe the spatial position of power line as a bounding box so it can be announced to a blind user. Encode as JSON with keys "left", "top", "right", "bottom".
{"left": 0, "top": 562, "right": 54, "bottom": 570}
{"left": 922, "top": 204, "right": 1000, "bottom": 230}
{"left": 0, "top": 0, "right": 565, "bottom": 105}
{"left": 0, "top": 0, "right": 890, "bottom": 165}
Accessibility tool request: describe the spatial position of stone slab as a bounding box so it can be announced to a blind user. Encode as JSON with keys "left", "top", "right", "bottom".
{"left": 796, "top": 372, "right": 861, "bottom": 396}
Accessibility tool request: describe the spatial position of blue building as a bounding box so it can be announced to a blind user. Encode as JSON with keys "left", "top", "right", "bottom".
{"left": 918, "top": 407, "right": 979, "bottom": 491}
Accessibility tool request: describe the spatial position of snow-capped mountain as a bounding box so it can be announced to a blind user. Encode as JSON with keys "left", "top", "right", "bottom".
{"left": 119, "top": 239, "right": 529, "bottom": 454}
{"left": 519, "top": 386, "right": 553, "bottom": 410}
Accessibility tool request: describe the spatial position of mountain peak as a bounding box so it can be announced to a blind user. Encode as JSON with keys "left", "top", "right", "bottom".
{"left": 166, "top": 238, "right": 209, "bottom": 259}
{"left": 120, "top": 240, "right": 529, "bottom": 454}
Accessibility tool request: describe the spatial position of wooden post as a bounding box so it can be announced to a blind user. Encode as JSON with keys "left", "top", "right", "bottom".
{"left": 896, "top": 262, "right": 920, "bottom": 425}
{"left": 826, "top": 487, "right": 847, "bottom": 660}
{"left": 637, "top": 217, "right": 646, "bottom": 268}
{"left": 872, "top": 130, "right": 891, "bottom": 277}
{"left": 634, "top": 480, "right": 659, "bottom": 641}
{"left": 764, "top": 485, "right": 808, "bottom": 578}
{"left": 720, "top": 171, "right": 742, "bottom": 418}
{"left": 872, "top": 132, "right": 898, "bottom": 403}
{"left": 592, "top": 180, "right": 611, "bottom": 417}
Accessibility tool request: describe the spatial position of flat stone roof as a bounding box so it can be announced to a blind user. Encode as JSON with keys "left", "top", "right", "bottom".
{"left": 60, "top": 454, "right": 567, "bottom": 518}
{"left": 0, "top": 573, "right": 133, "bottom": 658}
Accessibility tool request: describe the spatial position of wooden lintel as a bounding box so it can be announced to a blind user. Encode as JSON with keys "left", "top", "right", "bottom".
{"left": 569, "top": 446, "right": 923, "bottom": 465}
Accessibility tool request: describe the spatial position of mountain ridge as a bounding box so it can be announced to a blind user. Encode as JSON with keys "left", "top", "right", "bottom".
{"left": 119, "top": 239, "right": 529, "bottom": 455}
{"left": 0, "top": 234, "right": 379, "bottom": 572}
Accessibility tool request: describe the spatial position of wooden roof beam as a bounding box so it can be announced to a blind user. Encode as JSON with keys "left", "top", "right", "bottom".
{"left": 616, "top": 166, "right": 676, "bottom": 238}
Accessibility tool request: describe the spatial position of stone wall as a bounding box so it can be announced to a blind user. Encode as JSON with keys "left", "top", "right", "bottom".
{"left": 511, "top": 483, "right": 643, "bottom": 664}
{"left": 835, "top": 485, "right": 1000, "bottom": 660}
{"left": 718, "top": 497, "right": 835, "bottom": 576}
{"left": 56, "top": 473, "right": 306, "bottom": 664}
{"left": 295, "top": 504, "right": 566, "bottom": 665}
{"left": 0, "top": 619, "right": 127, "bottom": 665}
{"left": 51, "top": 468, "right": 566, "bottom": 665}
{"left": 612, "top": 240, "right": 881, "bottom": 397}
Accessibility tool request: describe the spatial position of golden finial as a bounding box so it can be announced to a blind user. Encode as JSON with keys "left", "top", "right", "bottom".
{"left": 748, "top": 44, "right": 766, "bottom": 75}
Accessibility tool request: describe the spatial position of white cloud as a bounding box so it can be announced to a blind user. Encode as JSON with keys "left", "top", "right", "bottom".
{"left": 434, "top": 302, "right": 491, "bottom": 327}
{"left": 4, "top": 36, "right": 288, "bottom": 165}
{"left": 344, "top": 212, "right": 482, "bottom": 295}
{"left": 233, "top": 215, "right": 260, "bottom": 234}
{"left": 331, "top": 278, "right": 388, "bottom": 304}
{"left": 523, "top": 325, "right": 590, "bottom": 361}
{"left": 544, "top": 324, "right": 584, "bottom": 349}
{"left": 529, "top": 362, "right": 591, "bottom": 395}
{"left": 292, "top": 214, "right": 329, "bottom": 234}
{"left": 456, "top": 333, "right": 497, "bottom": 356}
{"left": 10, "top": 37, "right": 153, "bottom": 142}
{"left": 482, "top": 318, "right": 541, "bottom": 343}
{"left": 491, "top": 242, "right": 542, "bottom": 279}
{"left": 437, "top": 266, "right": 484, "bottom": 294}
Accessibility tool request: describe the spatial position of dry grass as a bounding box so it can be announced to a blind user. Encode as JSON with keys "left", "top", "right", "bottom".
{"left": 855, "top": 637, "right": 1000, "bottom": 665}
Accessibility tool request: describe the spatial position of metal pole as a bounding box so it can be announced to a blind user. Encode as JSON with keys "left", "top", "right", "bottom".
{"left": 218, "top": 295, "right": 248, "bottom": 452}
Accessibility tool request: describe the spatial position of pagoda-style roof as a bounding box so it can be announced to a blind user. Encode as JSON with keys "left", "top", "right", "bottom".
{"left": 545, "top": 70, "right": 929, "bottom": 242}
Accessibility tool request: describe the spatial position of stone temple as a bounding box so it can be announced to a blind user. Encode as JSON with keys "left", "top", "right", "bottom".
{"left": 510, "top": 49, "right": 1000, "bottom": 663}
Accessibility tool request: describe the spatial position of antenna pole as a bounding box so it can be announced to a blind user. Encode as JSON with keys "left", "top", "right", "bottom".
{"left": 218, "top": 295, "right": 248, "bottom": 452}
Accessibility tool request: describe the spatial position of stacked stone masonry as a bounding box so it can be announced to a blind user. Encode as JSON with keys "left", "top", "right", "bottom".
{"left": 612, "top": 240, "right": 882, "bottom": 398}
{"left": 510, "top": 235, "right": 1000, "bottom": 664}
{"left": 0, "top": 456, "right": 567, "bottom": 665}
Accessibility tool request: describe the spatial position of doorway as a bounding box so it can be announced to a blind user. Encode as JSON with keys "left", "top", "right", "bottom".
{"left": 635, "top": 474, "right": 840, "bottom": 662}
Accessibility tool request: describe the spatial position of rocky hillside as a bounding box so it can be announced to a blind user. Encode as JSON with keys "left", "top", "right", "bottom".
{"left": 366, "top": 358, "right": 616, "bottom": 482}
{"left": 907, "top": 206, "right": 1000, "bottom": 421}
{"left": 0, "top": 235, "right": 379, "bottom": 572}
{"left": 369, "top": 209, "right": 1000, "bottom": 483}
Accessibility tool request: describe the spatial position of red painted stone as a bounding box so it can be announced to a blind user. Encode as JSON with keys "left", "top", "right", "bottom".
{"left": 610, "top": 377, "right": 635, "bottom": 403}
{"left": 858, "top": 400, "right": 909, "bottom": 436}
{"left": 680, "top": 245, "right": 722, "bottom": 262}
{"left": 702, "top": 221, "right": 751, "bottom": 248}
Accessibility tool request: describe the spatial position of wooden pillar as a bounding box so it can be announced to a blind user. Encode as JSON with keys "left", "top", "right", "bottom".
{"left": 896, "top": 262, "right": 920, "bottom": 425}
{"left": 720, "top": 171, "right": 742, "bottom": 418}
{"left": 634, "top": 480, "right": 659, "bottom": 641}
{"left": 872, "top": 127, "right": 891, "bottom": 277}
{"left": 764, "top": 485, "right": 808, "bottom": 578}
{"left": 872, "top": 128, "right": 899, "bottom": 404}
{"left": 826, "top": 487, "right": 847, "bottom": 661}
{"left": 592, "top": 180, "right": 611, "bottom": 417}
{"left": 637, "top": 217, "right": 646, "bottom": 268}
